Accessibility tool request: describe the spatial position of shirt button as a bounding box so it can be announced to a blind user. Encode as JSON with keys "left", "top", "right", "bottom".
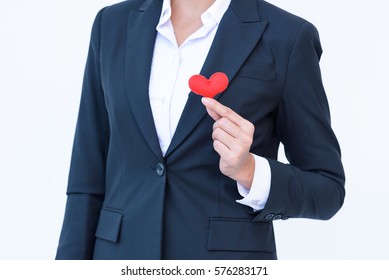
{"left": 156, "top": 163, "right": 165, "bottom": 176}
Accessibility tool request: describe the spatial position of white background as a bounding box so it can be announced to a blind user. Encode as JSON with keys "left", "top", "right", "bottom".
{"left": 0, "top": 0, "right": 388, "bottom": 259}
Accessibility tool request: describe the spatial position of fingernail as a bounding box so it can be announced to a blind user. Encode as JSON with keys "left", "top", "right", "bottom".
{"left": 202, "top": 97, "right": 211, "bottom": 105}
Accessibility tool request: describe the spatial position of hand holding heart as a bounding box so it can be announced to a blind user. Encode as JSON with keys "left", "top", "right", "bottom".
{"left": 189, "top": 72, "right": 255, "bottom": 188}
{"left": 201, "top": 97, "right": 255, "bottom": 189}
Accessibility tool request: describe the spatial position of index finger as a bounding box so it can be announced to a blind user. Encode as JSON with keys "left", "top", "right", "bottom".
{"left": 201, "top": 97, "right": 243, "bottom": 126}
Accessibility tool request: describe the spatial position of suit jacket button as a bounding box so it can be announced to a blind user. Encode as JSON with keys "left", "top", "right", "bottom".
{"left": 265, "top": 214, "right": 274, "bottom": 220}
{"left": 156, "top": 163, "right": 165, "bottom": 176}
{"left": 273, "top": 214, "right": 282, "bottom": 220}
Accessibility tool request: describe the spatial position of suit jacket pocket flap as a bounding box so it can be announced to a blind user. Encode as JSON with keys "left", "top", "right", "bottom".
{"left": 207, "top": 218, "right": 276, "bottom": 252}
{"left": 236, "top": 66, "right": 276, "bottom": 82}
{"left": 95, "top": 208, "right": 123, "bottom": 243}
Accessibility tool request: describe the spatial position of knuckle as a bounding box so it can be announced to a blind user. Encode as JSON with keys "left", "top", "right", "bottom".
{"left": 242, "top": 134, "right": 252, "bottom": 144}
{"left": 213, "top": 140, "right": 220, "bottom": 150}
{"left": 213, "top": 128, "right": 222, "bottom": 138}
{"left": 248, "top": 122, "right": 255, "bottom": 132}
{"left": 224, "top": 107, "right": 232, "bottom": 116}
{"left": 243, "top": 120, "right": 254, "bottom": 132}
{"left": 219, "top": 118, "right": 229, "bottom": 127}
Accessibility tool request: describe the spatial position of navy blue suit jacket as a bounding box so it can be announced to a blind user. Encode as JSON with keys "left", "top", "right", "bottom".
{"left": 56, "top": 0, "right": 345, "bottom": 260}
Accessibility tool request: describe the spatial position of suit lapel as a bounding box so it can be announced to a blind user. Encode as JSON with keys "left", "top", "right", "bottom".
{"left": 164, "top": 0, "right": 268, "bottom": 158}
{"left": 125, "top": 0, "right": 164, "bottom": 160}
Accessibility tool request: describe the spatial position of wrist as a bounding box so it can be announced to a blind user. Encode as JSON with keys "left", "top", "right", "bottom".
{"left": 235, "top": 153, "right": 255, "bottom": 190}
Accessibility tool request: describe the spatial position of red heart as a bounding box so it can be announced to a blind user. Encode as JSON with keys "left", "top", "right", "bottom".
{"left": 189, "top": 72, "right": 229, "bottom": 98}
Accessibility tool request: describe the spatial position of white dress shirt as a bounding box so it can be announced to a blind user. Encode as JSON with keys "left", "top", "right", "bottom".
{"left": 148, "top": 0, "right": 271, "bottom": 210}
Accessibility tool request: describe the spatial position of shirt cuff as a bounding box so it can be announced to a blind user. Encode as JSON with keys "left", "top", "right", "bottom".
{"left": 236, "top": 154, "right": 271, "bottom": 211}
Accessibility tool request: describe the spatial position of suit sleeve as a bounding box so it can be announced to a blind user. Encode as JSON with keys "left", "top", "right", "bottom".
{"left": 56, "top": 8, "right": 109, "bottom": 259}
{"left": 253, "top": 22, "right": 345, "bottom": 222}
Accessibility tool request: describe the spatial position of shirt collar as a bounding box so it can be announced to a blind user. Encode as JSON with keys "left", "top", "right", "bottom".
{"left": 157, "top": 0, "right": 231, "bottom": 29}
{"left": 203, "top": 0, "right": 231, "bottom": 26}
